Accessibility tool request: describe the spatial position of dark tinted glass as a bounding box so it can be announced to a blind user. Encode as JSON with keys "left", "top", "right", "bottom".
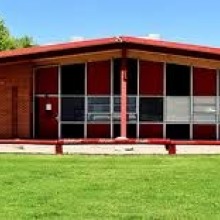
{"left": 61, "top": 124, "right": 84, "bottom": 138}
{"left": 113, "top": 58, "right": 137, "bottom": 95}
{"left": 113, "top": 124, "right": 120, "bottom": 138}
{"left": 166, "top": 64, "right": 190, "bottom": 96}
{"left": 127, "top": 124, "right": 137, "bottom": 138}
{"left": 61, "top": 97, "right": 84, "bottom": 121}
{"left": 140, "top": 98, "right": 163, "bottom": 121}
{"left": 61, "top": 64, "right": 85, "bottom": 95}
{"left": 113, "top": 59, "right": 121, "bottom": 95}
{"left": 166, "top": 124, "right": 190, "bottom": 140}
{"left": 127, "top": 59, "right": 137, "bottom": 95}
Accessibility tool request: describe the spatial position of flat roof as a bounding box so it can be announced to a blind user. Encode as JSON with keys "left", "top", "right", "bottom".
{"left": 1, "top": 36, "right": 220, "bottom": 63}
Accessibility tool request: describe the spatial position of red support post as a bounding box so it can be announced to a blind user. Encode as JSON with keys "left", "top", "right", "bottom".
{"left": 167, "top": 144, "right": 176, "bottom": 155}
{"left": 55, "top": 141, "right": 63, "bottom": 155}
{"left": 120, "top": 48, "right": 127, "bottom": 138}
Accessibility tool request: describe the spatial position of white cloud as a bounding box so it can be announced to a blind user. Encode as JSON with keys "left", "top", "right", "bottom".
{"left": 70, "top": 36, "right": 85, "bottom": 42}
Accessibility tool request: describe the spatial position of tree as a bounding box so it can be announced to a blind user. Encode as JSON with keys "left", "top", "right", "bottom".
{"left": 0, "top": 18, "right": 34, "bottom": 51}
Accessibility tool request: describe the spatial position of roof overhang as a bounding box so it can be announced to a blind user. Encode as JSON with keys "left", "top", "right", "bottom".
{"left": 1, "top": 36, "right": 220, "bottom": 65}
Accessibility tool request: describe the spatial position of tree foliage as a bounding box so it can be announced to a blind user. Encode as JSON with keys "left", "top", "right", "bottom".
{"left": 0, "top": 19, "right": 34, "bottom": 51}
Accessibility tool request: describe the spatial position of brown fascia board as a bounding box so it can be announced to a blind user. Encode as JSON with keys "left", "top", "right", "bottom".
{"left": 126, "top": 42, "right": 220, "bottom": 60}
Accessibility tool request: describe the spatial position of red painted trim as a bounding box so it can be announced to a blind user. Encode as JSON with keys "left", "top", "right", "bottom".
{"left": 139, "top": 124, "right": 163, "bottom": 138}
{"left": 193, "top": 67, "right": 216, "bottom": 96}
{"left": 0, "top": 138, "right": 170, "bottom": 145}
{"left": 193, "top": 124, "right": 216, "bottom": 140}
{"left": 120, "top": 48, "right": 127, "bottom": 137}
{"left": 87, "top": 61, "right": 111, "bottom": 95}
{"left": 170, "top": 140, "right": 220, "bottom": 145}
{"left": 87, "top": 124, "right": 111, "bottom": 138}
{"left": 35, "top": 66, "right": 59, "bottom": 94}
{"left": 0, "top": 138, "right": 220, "bottom": 145}
{"left": 139, "top": 60, "right": 164, "bottom": 95}
{"left": 2, "top": 138, "right": 220, "bottom": 156}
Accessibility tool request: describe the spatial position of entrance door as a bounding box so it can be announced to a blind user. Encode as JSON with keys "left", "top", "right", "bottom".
{"left": 34, "top": 66, "right": 59, "bottom": 139}
{"left": 35, "top": 97, "right": 58, "bottom": 138}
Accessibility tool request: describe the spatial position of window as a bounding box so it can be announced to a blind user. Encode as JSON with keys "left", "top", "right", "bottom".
{"left": 166, "top": 64, "right": 190, "bottom": 96}
{"left": 61, "top": 124, "right": 84, "bottom": 138}
{"left": 61, "top": 64, "right": 85, "bottom": 95}
{"left": 127, "top": 59, "right": 137, "bottom": 95}
{"left": 113, "top": 58, "right": 138, "bottom": 95}
{"left": 127, "top": 124, "right": 137, "bottom": 138}
{"left": 113, "top": 124, "right": 120, "bottom": 138}
{"left": 87, "top": 97, "right": 110, "bottom": 122}
{"left": 113, "top": 97, "right": 137, "bottom": 122}
{"left": 166, "top": 124, "right": 190, "bottom": 140}
{"left": 139, "top": 98, "right": 163, "bottom": 121}
{"left": 166, "top": 97, "right": 190, "bottom": 122}
{"left": 113, "top": 59, "right": 121, "bottom": 95}
{"left": 61, "top": 97, "right": 84, "bottom": 121}
{"left": 193, "top": 97, "right": 216, "bottom": 122}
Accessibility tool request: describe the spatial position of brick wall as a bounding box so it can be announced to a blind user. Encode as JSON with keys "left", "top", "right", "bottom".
{"left": 0, "top": 63, "right": 33, "bottom": 138}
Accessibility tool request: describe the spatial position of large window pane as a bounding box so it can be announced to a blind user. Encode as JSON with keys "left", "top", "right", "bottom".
{"left": 61, "top": 124, "right": 84, "bottom": 138}
{"left": 193, "top": 97, "right": 216, "bottom": 122}
{"left": 113, "top": 58, "right": 137, "bottom": 95}
{"left": 87, "top": 97, "right": 110, "bottom": 122}
{"left": 61, "top": 64, "right": 85, "bottom": 95}
{"left": 88, "top": 97, "right": 110, "bottom": 112}
{"left": 114, "top": 97, "right": 136, "bottom": 112}
{"left": 166, "top": 97, "right": 190, "bottom": 122}
{"left": 127, "top": 97, "right": 136, "bottom": 113}
{"left": 127, "top": 59, "right": 137, "bottom": 95}
{"left": 61, "top": 97, "right": 84, "bottom": 121}
{"left": 166, "top": 124, "right": 190, "bottom": 140}
{"left": 113, "top": 97, "right": 137, "bottom": 122}
{"left": 139, "top": 97, "right": 163, "bottom": 121}
{"left": 113, "top": 59, "right": 120, "bottom": 95}
{"left": 166, "top": 64, "right": 190, "bottom": 96}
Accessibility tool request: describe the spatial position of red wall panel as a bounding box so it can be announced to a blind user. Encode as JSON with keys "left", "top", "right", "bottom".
{"left": 139, "top": 61, "right": 163, "bottom": 95}
{"left": 87, "top": 61, "right": 111, "bottom": 95}
{"left": 87, "top": 124, "right": 110, "bottom": 138}
{"left": 193, "top": 67, "right": 216, "bottom": 96}
{"left": 193, "top": 124, "right": 216, "bottom": 140}
{"left": 35, "top": 97, "right": 58, "bottom": 138}
{"left": 35, "top": 66, "right": 58, "bottom": 94}
{"left": 139, "top": 124, "right": 163, "bottom": 138}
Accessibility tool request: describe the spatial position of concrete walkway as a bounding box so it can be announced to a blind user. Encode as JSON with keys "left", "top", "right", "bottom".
{"left": 1, "top": 144, "right": 220, "bottom": 155}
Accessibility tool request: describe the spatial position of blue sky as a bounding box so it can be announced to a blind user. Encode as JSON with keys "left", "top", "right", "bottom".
{"left": 0, "top": 0, "right": 220, "bottom": 46}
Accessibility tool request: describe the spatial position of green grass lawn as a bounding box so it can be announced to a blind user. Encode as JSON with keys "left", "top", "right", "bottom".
{"left": 0, "top": 155, "right": 220, "bottom": 219}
